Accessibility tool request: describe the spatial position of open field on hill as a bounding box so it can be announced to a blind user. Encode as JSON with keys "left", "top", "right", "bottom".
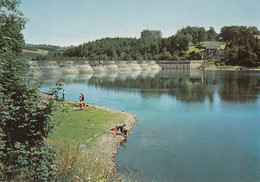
{"left": 23, "top": 49, "right": 49, "bottom": 55}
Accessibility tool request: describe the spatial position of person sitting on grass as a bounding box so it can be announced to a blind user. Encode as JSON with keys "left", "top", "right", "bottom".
{"left": 111, "top": 124, "right": 127, "bottom": 136}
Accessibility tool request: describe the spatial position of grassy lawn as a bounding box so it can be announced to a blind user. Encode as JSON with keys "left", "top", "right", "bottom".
{"left": 216, "top": 65, "right": 234, "bottom": 70}
{"left": 202, "top": 41, "right": 226, "bottom": 45}
{"left": 48, "top": 102, "right": 128, "bottom": 181}
{"left": 49, "top": 102, "right": 125, "bottom": 148}
{"left": 188, "top": 45, "right": 202, "bottom": 53}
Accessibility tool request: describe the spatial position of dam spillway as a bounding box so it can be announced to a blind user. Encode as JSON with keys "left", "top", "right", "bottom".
{"left": 29, "top": 60, "right": 203, "bottom": 75}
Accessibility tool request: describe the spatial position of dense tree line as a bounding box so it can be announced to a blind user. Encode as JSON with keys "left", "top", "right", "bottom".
{"left": 63, "top": 26, "right": 260, "bottom": 66}
{"left": 222, "top": 26, "right": 260, "bottom": 66}
{"left": 63, "top": 27, "right": 218, "bottom": 61}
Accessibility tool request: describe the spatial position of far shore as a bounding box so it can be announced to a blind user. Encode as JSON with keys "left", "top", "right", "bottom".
{"left": 203, "top": 65, "right": 260, "bottom": 71}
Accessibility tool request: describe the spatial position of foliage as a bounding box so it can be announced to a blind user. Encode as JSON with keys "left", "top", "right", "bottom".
{"left": 178, "top": 26, "right": 207, "bottom": 45}
{"left": 62, "top": 30, "right": 191, "bottom": 60}
{"left": 0, "top": 1, "right": 59, "bottom": 180}
{"left": 223, "top": 26, "right": 260, "bottom": 67}
{"left": 206, "top": 27, "right": 218, "bottom": 41}
{"left": 62, "top": 27, "right": 221, "bottom": 61}
{"left": 187, "top": 51, "right": 201, "bottom": 60}
{"left": 0, "top": 51, "right": 58, "bottom": 181}
{"left": 0, "top": 18, "right": 25, "bottom": 54}
{"left": 141, "top": 29, "right": 162, "bottom": 41}
{"left": 218, "top": 25, "right": 260, "bottom": 42}
{"left": 0, "top": 0, "right": 26, "bottom": 29}
{"left": 197, "top": 59, "right": 215, "bottom": 69}
{"left": 49, "top": 81, "right": 65, "bottom": 101}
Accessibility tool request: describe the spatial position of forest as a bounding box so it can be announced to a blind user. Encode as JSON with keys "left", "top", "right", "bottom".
{"left": 61, "top": 26, "right": 260, "bottom": 66}
{"left": 62, "top": 27, "right": 217, "bottom": 61}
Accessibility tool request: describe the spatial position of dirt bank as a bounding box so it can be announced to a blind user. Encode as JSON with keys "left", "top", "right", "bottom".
{"left": 62, "top": 100, "right": 137, "bottom": 172}
{"left": 88, "top": 104, "right": 137, "bottom": 171}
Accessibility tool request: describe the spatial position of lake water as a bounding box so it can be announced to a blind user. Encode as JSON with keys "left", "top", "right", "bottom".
{"left": 40, "top": 70, "right": 260, "bottom": 182}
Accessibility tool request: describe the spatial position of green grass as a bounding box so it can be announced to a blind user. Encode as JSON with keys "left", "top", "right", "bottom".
{"left": 201, "top": 41, "right": 226, "bottom": 45}
{"left": 188, "top": 41, "right": 226, "bottom": 53}
{"left": 49, "top": 102, "right": 129, "bottom": 181}
{"left": 50, "top": 102, "right": 125, "bottom": 148}
{"left": 188, "top": 45, "right": 201, "bottom": 53}
{"left": 216, "top": 65, "right": 234, "bottom": 70}
{"left": 22, "top": 49, "right": 49, "bottom": 60}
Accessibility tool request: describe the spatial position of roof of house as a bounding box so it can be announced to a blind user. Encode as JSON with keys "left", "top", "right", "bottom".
{"left": 254, "top": 35, "right": 260, "bottom": 39}
{"left": 206, "top": 44, "right": 220, "bottom": 50}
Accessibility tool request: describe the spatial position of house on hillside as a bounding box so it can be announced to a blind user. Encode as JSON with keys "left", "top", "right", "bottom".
{"left": 201, "top": 44, "right": 224, "bottom": 60}
{"left": 254, "top": 35, "right": 260, "bottom": 40}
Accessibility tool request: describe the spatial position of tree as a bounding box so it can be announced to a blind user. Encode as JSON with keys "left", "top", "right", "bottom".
{"left": 0, "top": 1, "right": 58, "bottom": 180}
{"left": 206, "top": 27, "right": 217, "bottom": 41}
{"left": 158, "top": 48, "right": 172, "bottom": 60}
{"left": 197, "top": 27, "right": 207, "bottom": 45}
{"left": 224, "top": 26, "right": 260, "bottom": 66}
{"left": 218, "top": 26, "right": 241, "bottom": 42}
{"left": 178, "top": 26, "right": 206, "bottom": 45}
{"left": 141, "top": 29, "right": 162, "bottom": 41}
{"left": 168, "top": 33, "right": 191, "bottom": 54}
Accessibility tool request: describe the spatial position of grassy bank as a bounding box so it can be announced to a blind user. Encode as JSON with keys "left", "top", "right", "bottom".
{"left": 49, "top": 101, "right": 134, "bottom": 181}
{"left": 49, "top": 103, "right": 123, "bottom": 147}
{"left": 198, "top": 59, "right": 235, "bottom": 70}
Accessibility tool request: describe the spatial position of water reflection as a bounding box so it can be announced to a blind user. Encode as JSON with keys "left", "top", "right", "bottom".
{"left": 37, "top": 70, "right": 260, "bottom": 103}
{"left": 37, "top": 70, "right": 260, "bottom": 181}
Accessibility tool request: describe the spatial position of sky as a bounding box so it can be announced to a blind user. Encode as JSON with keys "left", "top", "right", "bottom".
{"left": 20, "top": 0, "right": 260, "bottom": 46}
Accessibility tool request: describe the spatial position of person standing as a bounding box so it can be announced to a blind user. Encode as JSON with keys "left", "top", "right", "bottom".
{"left": 81, "top": 93, "right": 85, "bottom": 102}
{"left": 62, "top": 89, "right": 65, "bottom": 100}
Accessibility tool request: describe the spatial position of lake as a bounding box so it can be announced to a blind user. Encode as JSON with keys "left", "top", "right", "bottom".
{"left": 40, "top": 70, "right": 260, "bottom": 182}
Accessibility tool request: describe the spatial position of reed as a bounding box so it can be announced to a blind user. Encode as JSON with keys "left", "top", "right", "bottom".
{"left": 52, "top": 141, "right": 122, "bottom": 181}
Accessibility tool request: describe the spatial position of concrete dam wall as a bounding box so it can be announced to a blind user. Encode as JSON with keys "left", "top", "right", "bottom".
{"left": 29, "top": 60, "right": 203, "bottom": 75}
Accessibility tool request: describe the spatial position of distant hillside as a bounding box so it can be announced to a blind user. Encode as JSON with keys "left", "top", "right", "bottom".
{"left": 24, "top": 44, "right": 61, "bottom": 52}
{"left": 23, "top": 44, "right": 73, "bottom": 60}
{"left": 62, "top": 28, "right": 222, "bottom": 61}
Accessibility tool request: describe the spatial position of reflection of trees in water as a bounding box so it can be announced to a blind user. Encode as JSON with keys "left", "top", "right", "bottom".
{"left": 39, "top": 71, "right": 260, "bottom": 103}
{"left": 88, "top": 72, "right": 213, "bottom": 102}
{"left": 88, "top": 71, "right": 260, "bottom": 103}
{"left": 203, "top": 71, "right": 260, "bottom": 102}
{"left": 218, "top": 74, "right": 260, "bottom": 102}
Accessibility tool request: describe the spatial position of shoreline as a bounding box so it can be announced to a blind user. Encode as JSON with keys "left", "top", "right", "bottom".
{"left": 203, "top": 65, "right": 260, "bottom": 71}
{"left": 63, "top": 99, "right": 137, "bottom": 172}
{"left": 40, "top": 93, "right": 137, "bottom": 172}
{"left": 88, "top": 104, "right": 137, "bottom": 171}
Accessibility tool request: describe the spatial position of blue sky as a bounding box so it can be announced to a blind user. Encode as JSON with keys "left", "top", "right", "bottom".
{"left": 20, "top": 0, "right": 260, "bottom": 46}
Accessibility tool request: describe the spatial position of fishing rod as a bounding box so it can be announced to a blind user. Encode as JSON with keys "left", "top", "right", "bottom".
{"left": 129, "top": 131, "right": 167, "bottom": 135}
